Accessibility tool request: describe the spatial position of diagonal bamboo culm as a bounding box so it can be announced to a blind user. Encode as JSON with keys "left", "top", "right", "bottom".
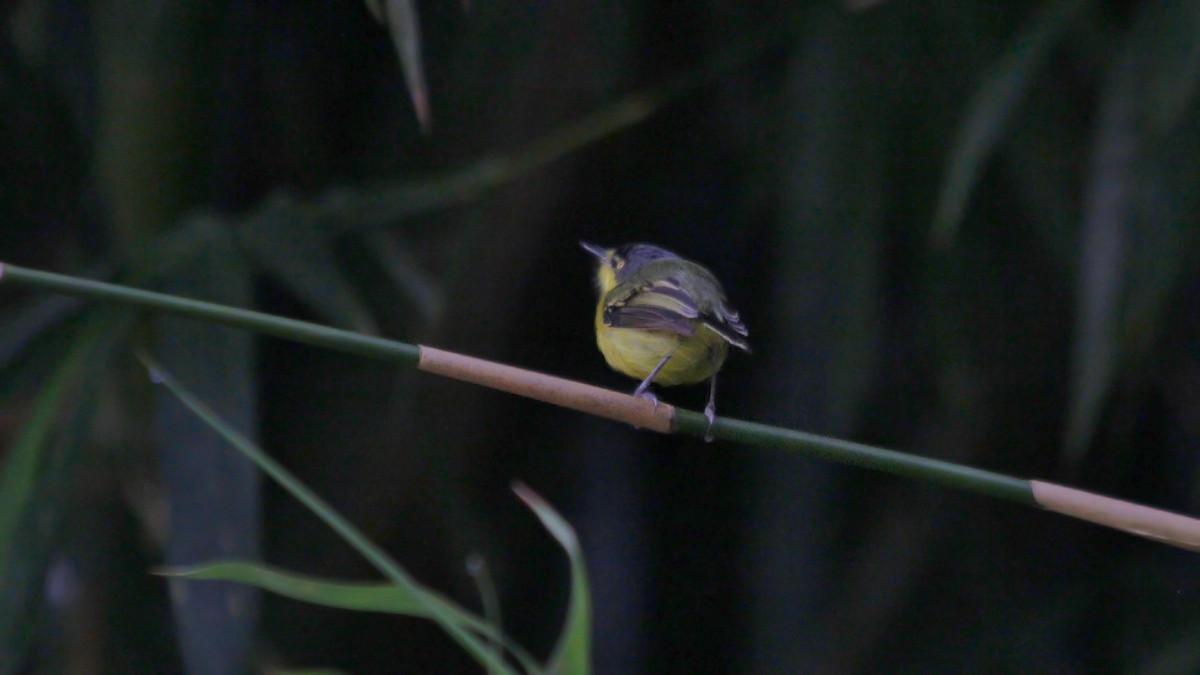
{"left": 3, "top": 261, "right": 1199, "bottom": 552}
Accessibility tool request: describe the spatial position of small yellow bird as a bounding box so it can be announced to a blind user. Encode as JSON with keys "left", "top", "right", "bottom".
{"left": 582, "top": 242, "right": 749, "bottom": 437}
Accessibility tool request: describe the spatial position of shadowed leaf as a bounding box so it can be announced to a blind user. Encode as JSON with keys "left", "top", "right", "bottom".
{"left": 362, "top": 0, "right": 385, "bottom": 23}
{"left": 366, "top": 0, "right": 431, "bottom": 132}
{"left": 1064, "top": 51, "right": 1135, "bottom": 463}
{"left": 237, "top": 201, "right": 380, "bottom": 334}
{"left": 361, "top": 229, "right": 444, "bottom": 325}
{"left": 1064, "top": 0, "right": 1200, "bottom": 462}
{"left": 931, "top": 0, "right": 1086, "bottom": 248}
{"left": 1138, "top": 0, "right": 1200, "bottom": 137}
{"left": 514, "top": 482, "right": 591, "bottom": 675}
{"left": 0, "top": 312, "right": 129, "bottom": 673}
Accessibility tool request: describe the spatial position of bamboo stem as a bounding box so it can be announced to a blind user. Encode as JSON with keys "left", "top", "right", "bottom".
{"left": 5, "top": 261, "right": 1200, "bottom": 553}
{"left": 418, "top": 347, "right": 672, "bottom": 433}
{"left": 1031, "top": 480, "right": 1200, "bottom": 551}
{"left": 0, "top": 263, "right": 418, "bottom": 364}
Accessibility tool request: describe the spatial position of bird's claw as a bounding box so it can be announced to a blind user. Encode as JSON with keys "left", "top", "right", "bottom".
{"left": 635, "top": 389, "right": 659, "bottom": 411}
{"left": 703, "top": 402, "right": 716, "bottom": 442}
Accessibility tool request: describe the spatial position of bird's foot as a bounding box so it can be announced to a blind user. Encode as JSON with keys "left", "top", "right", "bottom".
{"left": 634, "top": 388, "right": 659, "bottom": 411}
{"left": 703, "top": 401, "right": 716, "bottom": 442}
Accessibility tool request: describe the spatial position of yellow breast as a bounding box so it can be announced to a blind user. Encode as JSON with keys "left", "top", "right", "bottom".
{"left": 593, "top": 301, "right": 728, "bottom": 386}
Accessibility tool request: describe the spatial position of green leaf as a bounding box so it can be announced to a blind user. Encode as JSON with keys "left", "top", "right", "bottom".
{"left": 0, "top": 311, "right": 129, "bottom": 672}
{"left": 141, "top": 357, "right": 516, "bottom": 674}
{"left": 159, "top": 561, "right": 541, "bottom": 673}
{"left": 513, "top": 483, "right": 591, "bottom": 675}
{"left": 931, "top": 0, "right": 1086, "bottom": 248}
{"left": 465, "top": 553, "right": 506, "bottom": 675}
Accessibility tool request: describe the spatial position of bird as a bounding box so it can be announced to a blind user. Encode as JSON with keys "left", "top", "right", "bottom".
{"left": 582, "top": 241, "right": 749, "bottom": 439}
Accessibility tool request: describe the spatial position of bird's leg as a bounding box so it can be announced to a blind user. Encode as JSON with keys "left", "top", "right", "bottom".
{"left": 633, "top": 351, "right": 675, "bottom": 410}
{"left": 703, "top": 351, "right": 720, "bottom": 442}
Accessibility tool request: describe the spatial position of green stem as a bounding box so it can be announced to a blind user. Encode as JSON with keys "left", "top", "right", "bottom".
{"left": 11, "top": 262, "right": 1200, "bottom": 552}
{"left": 0, "top": 262, "right": 1035, "bottom": 509}
{"left": 0, "top": 263, "right": 418, "bottom": 364}
{"left": 675, "top": 409, "right": 1035, "bottom": 505}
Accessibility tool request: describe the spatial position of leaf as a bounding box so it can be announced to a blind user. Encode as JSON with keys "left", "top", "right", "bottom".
{"left": 1063, "top": 0, "right": 1200, "bottom": 462}
{"left": 1064, "top": 51, "right": 1136, "bottom": 464}
{"left": 0, "top": 311, "right": 129, "bottom": 673}
{"left": 997, "top": 76, "right": 1079, "bottom": 267}
{"left": 0, "top": 296, "right": 84, "bottom": 372}
{"left": 360, "top": 229, "right": 444, "bottom": 325}
{"left": 236, "top": 201, "right": 380, "bottom": 334}
{"left": 1120, "top": 0, "right": 1200, "bottom": 346}
{"left": 367, "top": 0, "right": 432, "bottom": 132}
{"left": 142, "top": 357, "right": 516, "bottom": 674}
{"left": 930, "top": 0, "right": 1086, "bottom": 248}
{"left": 160, "top": 561, "right": 541, "bottom": 673}
{"left": 1138, "top": 0, "right": 1200, "bottom": 138}
{"left": 0, "top": 215, "right": 222, "bottom": 378}
{"left": 465, "top": 553, "right": 505, "bottom": 675}
{"left": 513, "top": 483, "right": 591, "bottom": 675}
{"left": 362, "top": 0, "right": 385, "bottom": 23}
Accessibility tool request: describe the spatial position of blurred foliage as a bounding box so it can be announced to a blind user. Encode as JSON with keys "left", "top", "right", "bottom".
{"left": 1, "top": 0, "right": 1200, "bottom": 673}
{"left": 150, "top": 354, "right": 583, "bottom": 673}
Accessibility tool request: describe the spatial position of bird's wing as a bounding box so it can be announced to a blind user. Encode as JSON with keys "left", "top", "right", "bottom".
{"left": 700, "top": 297, "right": 750, "bottom": 352}
{"left": 605, "top": 263, "right": 751, "bottom": 352}
{"left": 603, "top": 275, "right": 699, "bottom": 336}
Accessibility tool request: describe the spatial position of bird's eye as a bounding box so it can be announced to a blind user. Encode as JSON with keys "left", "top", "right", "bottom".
{"left": 614, "top": 257, "right": 626, "bottom": 270}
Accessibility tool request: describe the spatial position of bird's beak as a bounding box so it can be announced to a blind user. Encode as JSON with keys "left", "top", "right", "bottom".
{"left": 580, "top": 241, "right": 608, "bottom": 261}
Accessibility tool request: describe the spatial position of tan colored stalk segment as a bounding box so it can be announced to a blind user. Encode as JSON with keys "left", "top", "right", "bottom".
{"left": 417, "top": 345, "right": 674, "bottom": 433}
{"left": 1031, "top": 480, "right": 1200, "bottom": 551}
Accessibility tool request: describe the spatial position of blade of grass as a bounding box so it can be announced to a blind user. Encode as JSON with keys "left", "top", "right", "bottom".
{"left": 137, "top": 355, "right": 515, "bottom": 675}
{"left": 160, "top": 561, "right": 540, "bottom": 674}
{"left": 384, "top": 0, "right": 431, "bottom": 132}
{"left": 513, "top": 483, "right": 591, "bottom": 675}
{"left": 466, "top": 554, "right": 505, "bottom": 675}
{"left": 363, "top": 0, "right": 430, "bottom": 131}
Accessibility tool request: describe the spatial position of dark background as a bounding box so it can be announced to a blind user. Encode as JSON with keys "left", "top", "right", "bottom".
{"left": 3, "top": 0, "right": 1200, "bottom": 673}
